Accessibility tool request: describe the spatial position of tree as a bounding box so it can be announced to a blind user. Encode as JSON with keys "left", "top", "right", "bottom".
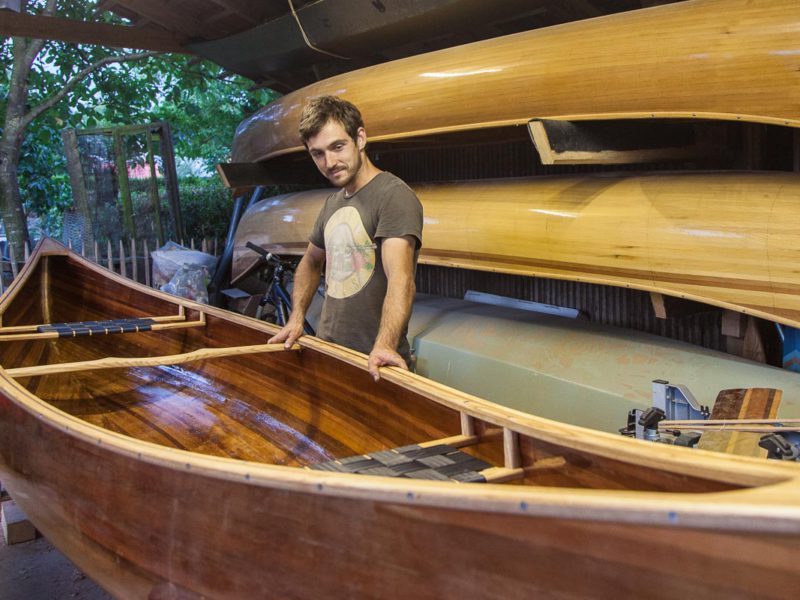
{"left": 0, "top": 0, "right": 277, "bottom": 256}
{"left": 0, "top": 0, "right": 163, "bottom": 256}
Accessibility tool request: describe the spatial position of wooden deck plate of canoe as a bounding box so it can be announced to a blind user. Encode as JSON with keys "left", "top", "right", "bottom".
{"left": 0, "top": 238, "right": 799, "bottom": 598}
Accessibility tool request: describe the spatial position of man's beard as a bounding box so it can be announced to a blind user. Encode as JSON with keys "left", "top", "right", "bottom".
{"left": 328, "top": 152, "right": 362, "bottom": 189}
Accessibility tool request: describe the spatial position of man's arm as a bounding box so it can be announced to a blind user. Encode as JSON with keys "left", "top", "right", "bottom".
{"left": 268, "top": 242, "right": 325, "bottom": 348}
{"left": 368, "top": 235, "right": 416, "bottom": 381}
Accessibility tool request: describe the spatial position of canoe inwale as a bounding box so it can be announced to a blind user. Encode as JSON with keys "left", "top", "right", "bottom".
{"left": 232, "top": 0, "right": 800, "bottom": 164}
{"left": 233, "top": 172, "right": 800, "bottom": 328}
{"left": 2, "top": 239, "right": 800, "bottom": 598}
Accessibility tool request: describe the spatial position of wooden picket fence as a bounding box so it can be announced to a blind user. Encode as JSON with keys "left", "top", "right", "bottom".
{"left": 0, "top": 237, "right": 221, "bottom": 294}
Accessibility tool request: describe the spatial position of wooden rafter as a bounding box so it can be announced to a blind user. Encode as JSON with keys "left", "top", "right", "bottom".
{"left": 0, "top": 11, "right": 187, "bottom": 52}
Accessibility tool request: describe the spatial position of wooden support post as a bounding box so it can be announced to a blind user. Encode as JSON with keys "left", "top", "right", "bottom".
{"left": 144, "top": 239, "right": 151, "bottom": 287}
{"left": 461, "top": 413, "right": 476, "bottom": 437}
{"left": 131, "top": 238, "right": 138, "bottom": 283}
{"left": 119, "top": 238, "right": 127, "bottom": 279}
{"left": 503, "top": 428, "right": 521, "bottom": 469}
{"left": 650, "top": 292, "right": 666, "bottom": 320}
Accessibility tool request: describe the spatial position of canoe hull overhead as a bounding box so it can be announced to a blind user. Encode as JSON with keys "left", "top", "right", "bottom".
{"left": 2, "top": 240, "right": 800, "bottom": 598}
{"left": 233, "top": 172, "right": 800, "bottom": 327}
{"left": 232, "top": 0, "right": 800, "bottom": 163}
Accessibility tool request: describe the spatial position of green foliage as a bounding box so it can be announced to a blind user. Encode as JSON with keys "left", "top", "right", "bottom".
{"left": 1, "top": 0, "right": 281, "bottom": 241}
{"left": 178, "top": 177, "right": 234, "bottom": 241}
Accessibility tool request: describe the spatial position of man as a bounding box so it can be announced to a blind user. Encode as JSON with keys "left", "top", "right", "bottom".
{"left": 269, "top": 96, "right": 423, "bottom": 381}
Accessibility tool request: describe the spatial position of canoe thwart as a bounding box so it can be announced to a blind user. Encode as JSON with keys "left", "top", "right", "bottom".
{"left": 0, "top": 311, "right": 188, "bottom": 334}
{"left": 4, "top": 342, "right": 300, "bottom": 378}
{"left": 36, "top": 318, "right": 157, "bottom": 337}
{"left": 0, "top": 314, "right": 207, "bottom": 342}
{"left": 310, "top": 444, "right": 494, "bottom": 483}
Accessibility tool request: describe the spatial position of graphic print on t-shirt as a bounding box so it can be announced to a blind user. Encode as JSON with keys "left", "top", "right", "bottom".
{"left": 324, "top": 206, "right": 376, "bottom": 299}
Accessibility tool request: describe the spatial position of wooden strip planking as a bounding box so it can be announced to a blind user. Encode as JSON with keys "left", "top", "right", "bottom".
{"left": 5, "top": 343, "right": 301, "bottom": 378}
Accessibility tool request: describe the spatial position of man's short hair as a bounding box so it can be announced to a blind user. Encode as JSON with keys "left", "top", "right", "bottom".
{"left": 299, "top": 96, "right": 364, "bottom": 145}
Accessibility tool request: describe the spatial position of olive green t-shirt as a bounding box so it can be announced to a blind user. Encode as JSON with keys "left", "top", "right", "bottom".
{"left": 309, "top": 172, "right": 423, "bottom": 361}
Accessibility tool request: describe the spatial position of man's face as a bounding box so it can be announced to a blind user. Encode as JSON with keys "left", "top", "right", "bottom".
{"left": 306, "top": 120, "right": 365, "bottom": 189}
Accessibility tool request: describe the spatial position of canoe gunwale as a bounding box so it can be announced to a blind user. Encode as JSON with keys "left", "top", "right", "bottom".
{"left": 2, "top": 240, "right": 800, "bottom": 534}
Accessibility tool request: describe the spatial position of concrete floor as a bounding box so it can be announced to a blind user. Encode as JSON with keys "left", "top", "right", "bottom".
{"left": 0, "top": 531, "right": 111, "bottom": 600}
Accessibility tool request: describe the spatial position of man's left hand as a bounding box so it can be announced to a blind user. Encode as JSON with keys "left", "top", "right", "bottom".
{"left": 368, "top": 345, "right": 408, "bottom": 382}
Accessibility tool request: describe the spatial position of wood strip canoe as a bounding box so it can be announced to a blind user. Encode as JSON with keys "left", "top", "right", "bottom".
{"left": 2, "top": 239, "right": 800, "bottom": 598}
{"left": 233, "top": 171, "right": 800, "bottom": 328}
{"left": 231, "top": 0, "right": 800, "bottom": 164}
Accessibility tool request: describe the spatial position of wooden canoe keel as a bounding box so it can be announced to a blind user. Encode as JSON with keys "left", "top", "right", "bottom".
{"left": 1, "top": 239, "right": 800, "bottom": 598}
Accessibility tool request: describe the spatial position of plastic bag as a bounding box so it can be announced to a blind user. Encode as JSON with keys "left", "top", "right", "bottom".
{"left": 160, "top": 263, "right": 210, "bottom": 304}
{"left": 151, "top": 241, "right": 217, "bottom": 289}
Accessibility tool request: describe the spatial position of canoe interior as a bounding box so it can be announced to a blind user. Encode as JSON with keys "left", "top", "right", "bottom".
{"left": 0, "top": 252, "right": 764, "bottom": 494}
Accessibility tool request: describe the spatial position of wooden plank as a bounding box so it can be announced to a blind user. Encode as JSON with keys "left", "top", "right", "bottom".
{"left": 696, "top": 388, "right": 782, "bottom": 457}
{"left": 0, "top": 12, "right": 187, "bottom": 52}
{"left": 5, "top": 343, "right": 300, "bottom": 378}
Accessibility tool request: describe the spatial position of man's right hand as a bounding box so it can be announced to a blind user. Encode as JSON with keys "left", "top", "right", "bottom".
{"left": 268, "top": 320, "right": 306, "bottom": 349}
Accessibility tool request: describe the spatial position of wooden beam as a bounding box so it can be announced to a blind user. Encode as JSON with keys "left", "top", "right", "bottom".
{"left": 0, "top": 12, "right": 188, "bottom": 53}
{"left": 108, "top": 0, "right": 205, "bottom": 39}
{"left": 5, "top": 343, "right": 300, "bottom": 378}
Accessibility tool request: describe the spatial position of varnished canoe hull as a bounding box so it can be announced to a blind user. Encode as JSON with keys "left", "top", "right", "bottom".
{"left": 1, "top": 240, "right": 800, "bottom": 598}
{"left": 232, "top": 0, "right": 800, "bottom": 163}
{"left": 233, "top": 172, "right": 800, "bottom": 327}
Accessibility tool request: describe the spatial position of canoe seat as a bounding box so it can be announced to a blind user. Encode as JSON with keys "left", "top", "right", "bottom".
{"left": 310, "top": 443, "right": 492, "bottom": 483}
{"left": 37, "top": 318, "right": 156, "bottom": 337}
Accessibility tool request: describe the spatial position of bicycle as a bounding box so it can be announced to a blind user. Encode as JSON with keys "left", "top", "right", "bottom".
{"left": 246, "top": 242, "right": 315, "bottom": 335}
